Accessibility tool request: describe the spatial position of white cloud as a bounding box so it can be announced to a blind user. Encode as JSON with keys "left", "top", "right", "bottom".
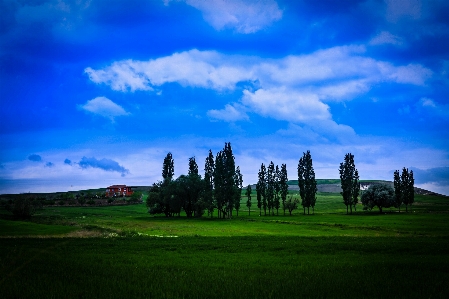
{"left": 79, "top": 97, "right": 130, "bottom": 121}
{"left": 183, "top": 0, "right": 283, "bottom": 33}
{"left": 242, "top": 87, "right": 330, "bottom": 123}
{"left": 85, "top": 47, "right": 432, "bottom": 125}
{"left": 207, "top": 103, "right": 249, "bottom": 122}
{"left": 369, "top": 31, "right": 404, "bottom": 45}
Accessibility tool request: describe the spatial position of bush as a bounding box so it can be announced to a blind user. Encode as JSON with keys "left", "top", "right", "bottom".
{"left": 78, "top": 198, "right": 86, "bottom": 205}
{"left": 5, "top": 196, "right": 39, "bottom": 218}
{"left": 58, "top": 200, "right": 65, "bottom": 206}
{"left": 87, "top": 200, "right": 95, "bottom": 205}
{"left": 107, "top": 198, "right": 114, "bottom": 204}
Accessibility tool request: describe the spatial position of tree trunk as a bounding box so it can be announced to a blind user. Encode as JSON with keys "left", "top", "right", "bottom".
{"left": 307, "top": 207, "right": 309, "bottom": 215}
{"left": 248, "top": 208, "right": 250, "bottom": 216}
{"left": 379, "top": 206, "right": 383, "bottom": 213}
{"left": 303, "top": 207, "right": 306, "bottom": 215}
{"left": 346, "top": 205, "right": 349, "bottom": 215}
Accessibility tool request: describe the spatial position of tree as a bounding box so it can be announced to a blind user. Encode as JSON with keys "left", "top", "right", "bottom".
{"left": 234, "top": 166, "right": 243, "bottom": 217}
{"left": 339, "top": 153, "right": 359, "bottom": 214}
{"left": 162, "top": 152, "right": 174, "bottom": 180}
{"left": 279, "top": 164, "right": 289, "bottom": 215}
{"left": 284, "top": 195, "right": 299, "bottom": 216}
{"left": 400, "top": 168, "right": 415, "bottom": 212}
{"left": 188, "top": 157, "right": 198, "bottom": 175}
{"left": 6, "top": 195, "right": 41, "bottom": 218}
{"left": 273, "top": 165, "right": 281, "bottom": 215}
{"left": 266, "top": 161, "right": 275, "bottom": 215}
{"left": 257, "top": 163, "right": 267, "bottom": 216}
{"left": 245, "top": 184, "right": 252, "bottom": 216}
{"left": 213, "top": 142, "right": 239, "bottom": 219}
{"left": 298, "top": 150, "right": 317, "bottom": 215}
{"left": 361, "top": 184, "right": 395, "bottom": 213}
{"left": 393, "top": 170, "right": 402, "bottom": 212}
{"left": 204, "top": 150, "right": 215, "bottom": 217}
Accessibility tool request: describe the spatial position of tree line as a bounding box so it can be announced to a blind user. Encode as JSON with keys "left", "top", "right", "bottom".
{"left": 146, "top": 143, "right": 415, "bottom": 217}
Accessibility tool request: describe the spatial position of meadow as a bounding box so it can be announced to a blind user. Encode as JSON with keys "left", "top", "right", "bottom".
{"left": 1, "top": 192, "right": 449, "bottom": 298}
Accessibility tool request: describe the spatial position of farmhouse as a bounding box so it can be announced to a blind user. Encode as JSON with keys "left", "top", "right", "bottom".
{"left": 106, "top": 185, "right": 134, "bottom": 197}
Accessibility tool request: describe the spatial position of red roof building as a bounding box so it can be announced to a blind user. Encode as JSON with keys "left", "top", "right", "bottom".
{"left": 106, "top": 185, "right": 134, "bottom": 197}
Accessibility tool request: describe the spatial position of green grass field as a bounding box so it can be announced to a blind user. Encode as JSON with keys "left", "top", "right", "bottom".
{"left": 1, "top": 192, "right": 448, "bottom": 298}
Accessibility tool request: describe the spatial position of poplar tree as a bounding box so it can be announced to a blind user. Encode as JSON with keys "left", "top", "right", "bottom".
{"left": 245, "top": 184, "right": 252, "bottom": 216}
{"left": 204, "top": 150, "right": 215, "bottom": 217}
{"left": 279, "top": 164, "right": 289, "bottom": 215}
{"left": 257, "top": 163, "right": 267, "bottom": 216}
{"left": 393, "top": 170, "right": 402, "bottom": 212}
{"left": 400, "top": 168, "right": 415, "bottom": 212}
{"left": 188, "top": 157, "right": 198, "bottom": 175}
{"left": 162, "top": 152, "right": 174, "bottom": 181}
{"left": 273, "top": 165, "right": 281, "bottom": 215}
{"left": 266, "top": 161, "right": 275, "bottom": 215}
{"left": 298, "top": 150, "right": 317, "bottom": 215}
{"left": 339, "top": 153, "right": 359, "bottom": 215}
{"left": 234, "top": 166, "right": 243, "bottom": 217}
{"left": 213, "top": 142, "right": 239, "bottom": 218}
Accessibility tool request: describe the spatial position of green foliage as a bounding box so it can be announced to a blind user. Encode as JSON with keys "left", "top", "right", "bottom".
{"left": 204, "top": 150, "right": 215, "bottom": 217}
{"left": 361, "top": 184, "right": 395, "bottom": 213}
{"left": 162, "top": 152, "right": 174, "bottom": 180}
{"left": 257, "top": 163, "right": 267, "bottom": 216}
{"left": 279, "top": 164, "right": 288, "bottom": 215}
{"left": 245, "top": 184, "right": 252, "bottom": 216}
{"left": 130, "top": 191, "right": 143, "bottom": 202}
{"left": 339, "top": 153, "right": 359, "bottom": 214}
{"left": 401, "top": 168, "right": 415, "bottom": 212}
{"left": 284, "top": 195, "right": 299, "bottom": 215}
{"left": 298, "top": 150, "right": 317, "bottom": 214}
{"left": 5, "top": 196, "right": 41, "bottom": 218}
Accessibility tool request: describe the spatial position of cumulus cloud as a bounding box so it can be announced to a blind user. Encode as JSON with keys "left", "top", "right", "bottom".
{"left": 171, "top": 0, "right": 283, "bottom": 33}
{"left": 242, "top": 88, "right": 331, "bottom": 123}
{"left": 78, "top": 156, "right": 129, "bottom": 176}
{"left": 28, "top": 154, "right": 42, "bottom": 162}
{"left": 79, "top": 97, "right": 130, "bottom": 121}
{"left": 207, "top": 103, "right": 249, "bottom": 122}
{"left": 64, "top": 158, "right": 72, "bottom": 165}
{"left": 85, "top": 47, "right": 432, "bottom": 125}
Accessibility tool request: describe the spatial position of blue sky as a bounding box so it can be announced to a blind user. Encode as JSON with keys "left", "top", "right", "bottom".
{"left": 1, "top": 0, "right": 449, "bottom": 195}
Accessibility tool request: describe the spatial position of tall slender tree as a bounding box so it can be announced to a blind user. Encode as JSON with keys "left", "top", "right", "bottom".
{"left": 279, "top": 164, "right": 289, "bottom": 216}
{"left": 400, "top": 168, "right": 415, "bottom": 212}
{"left": 266, "top": 161, "right": 275, "bottom": 215}
{"left": 188, "top": 157, "right": 198, "bottom": 175}
{"left": 393, "top": 170, "right": 402, "bottom": 212}
{"left": 204, "top": 150, "right": 215, "bottom": 217}
{"left": 274, "top": 165, "right": 281, "bottom": 215}
{"left": 245, "top": 184, "right": 252, "bottom": 216}
{"left": 298, "top": 150, "right": 317, "bottom": 215}
{"left": 162, "top": 152, "right": 174, "bottom": 181}
{"left": 234, "top": 166, "right": 243, "bottom": 216}
{"left": 213, "top": 142, "right": 239, "bottom": 218}
{"left": 257, "top": 163, "right": 267, "bottom": 216}
{"left": 339, "top": 153, "right": 359, "bottom": 215}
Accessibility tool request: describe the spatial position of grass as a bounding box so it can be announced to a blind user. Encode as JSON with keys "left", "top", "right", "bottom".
{"left": 1, "top": 192, "right": 448, "bottom": 298}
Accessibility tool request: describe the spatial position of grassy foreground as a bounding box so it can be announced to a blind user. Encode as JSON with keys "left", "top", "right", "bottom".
{"left": 1, "top": 193, "right": 449, "bottom": 298}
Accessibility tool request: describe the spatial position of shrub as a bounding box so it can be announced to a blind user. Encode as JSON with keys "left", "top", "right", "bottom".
{"left": 5, "top": 196, "right": 39, "bottom": 218}
{"left": 87, "top": 200, "right": 95, "bottom": 205}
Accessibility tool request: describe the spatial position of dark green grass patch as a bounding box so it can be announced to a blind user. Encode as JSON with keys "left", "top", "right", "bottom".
{"left": 1, "top": 236, "right": 448, "bottom": 299}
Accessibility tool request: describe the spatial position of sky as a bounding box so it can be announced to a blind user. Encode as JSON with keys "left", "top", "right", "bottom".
{"left": 1, "top": 0, "right": 449, "bottom": 195}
